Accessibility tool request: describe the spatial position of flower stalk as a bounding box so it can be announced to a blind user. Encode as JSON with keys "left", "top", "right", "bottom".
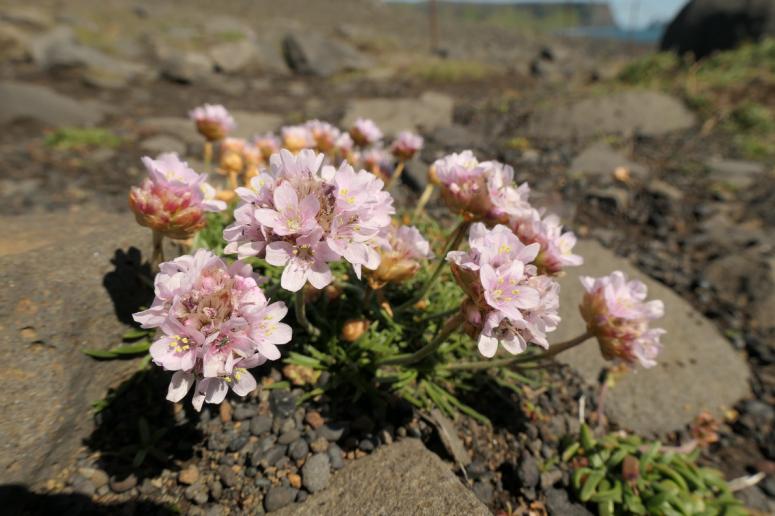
{"left": 386, "top": 161, "right": 405, "bottom": 190}
{"left": 395, "top": 220, "right": 470, "bottom": 312}
{"left": 443, "top": 331, "right": 593, "bottom": 371}
{"left": 203, "top": 141, "right": 213, "bottom": 171}
{"left": 377, "top": 311, "right": 465, "bottom": 366}
{"left": 294, "top": 290, "right": 321, "bottom": 338}
{"left": 151, "top": 230, "right": 164, "bottom": 272}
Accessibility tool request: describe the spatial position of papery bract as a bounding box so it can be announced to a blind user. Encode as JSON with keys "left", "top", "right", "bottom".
{"left": 367, "top": 224, "right": 433, "bottom": 288}
{"left": 133, "top": 249, "right": 292, "bottom": 410}
{"left": 128, "top": 153, "right": 226, "bottom": 239}
{"left": 579, "top": 271, "right": 665, "bottom": 368}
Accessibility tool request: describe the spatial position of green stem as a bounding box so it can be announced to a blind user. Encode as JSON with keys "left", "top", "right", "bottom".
{"left": 151, "top": 230, "right": 164, "bottom": 272}
{"left": 377, "top": 311, "right": 465, "bottom": 366}
{"left": 443, "top": 331, "right": 593, "bottom": 371}
{"left": 203, "top": 141, "right": 213, "bottom": 172}
{"left": 294, "top": 290, "right": 320, "bottom": 338}
{"left": 386, "top": 161, "right": 405, "bottom": 190}
{"left": 395, "top": 220, "right": 471, "bottom": 313}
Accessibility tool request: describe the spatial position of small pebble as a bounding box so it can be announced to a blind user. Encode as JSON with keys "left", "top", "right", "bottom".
{"left": 301, "top": 453, "right": 331, "bottom": 493}
{"left": 209, "top": 479, "right": 223, "bottom": 500}
{"left": 305, "top": 410, "right": 325, "bottom": 429}
{"left": 228, "top": 434, "right": 249, "bottom": 452}
{"left": 71, "top": 476, "right": 96, "bottom": 497}
{"left": 233, "top": 404, "right": 256, "bottom": 421}
{"left": 78, "top": 467, "right": 109, "bottom": 489}
{"left": 269, "top": 390, "right": 296, "bottom": 419}
{"left": 288, "top": 473, "right": 302, "bottom": 489}
{"left": 219, "top": 402, "right": 232, "bottom": 423}
{"left": 109, "top": 473, "right": 137, "bottom": 493}
{"left": 250, "top": 415, "right": 273, "bottom": 436}
{"left": 328, "top": 444, "right": 345, "bottom": 469}
{"left": 358, "top": 439, "right": 375, "bottom": 452}
{"left": 218, "top": 466, "right": 238, "bottom": 488}
{"left": 264, "top": 486, "right": 297, "bottom": 512}
{"left": 310, "top": 436, "right": 329, "bottom": 453}
{"left": 279, "top": 429, "right": 301, "bottom": 445}
{"left": 280, "top": 418, "right": 296, "bottom": 433}
{"left": 255, "top": 477, "right": 271, "bottom": 490}
{"left": 318, "top": 422, "right": 346, "bottom": 441}
{"left": 289, "top": 439, "right": 310, "bottom": 460}
{"left": 178, "top": 465, "right": 200, "bottom": 485}
{"left": 296, "top": 490, "right": 308, "bottom": 503}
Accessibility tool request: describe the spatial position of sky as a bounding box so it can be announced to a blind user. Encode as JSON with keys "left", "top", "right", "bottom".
{"left": 386, "top": 1, "right": 689, "bottom": 29}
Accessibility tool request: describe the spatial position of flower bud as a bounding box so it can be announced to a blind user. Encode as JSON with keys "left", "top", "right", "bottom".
{"left": 341, "top": 319, "right": 370, "bottom": 342}
{"left": 189, "top": 104, "right": 235, "bottom": 142}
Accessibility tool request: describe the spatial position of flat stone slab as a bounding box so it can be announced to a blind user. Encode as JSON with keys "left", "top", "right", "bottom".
{"left": 274, "top": 439, "right": 489, "bottom": 516}
{"left": 527, "top": 90, "right": 696, "bottom": 139}
{"left": 0, "top": 80, "right": 107, "bottom": 127}
{"left": 553, "top": 240, "right": 750, "bottom": 435}
{"left": 0, "top": 208, "right": 155, "bottom": 484}
{"left": 341, "top": 92, "right": 454, "bottom": 135}
{"left": 231, "top": 111, "right": 282, "bottom": 139}
{"left": 569, "top": 142, "right": 649, "bottom": 180}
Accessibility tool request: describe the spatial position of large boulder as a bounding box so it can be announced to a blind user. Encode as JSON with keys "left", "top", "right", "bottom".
{"left": 274, "top": 439, "right": 489, "bottom": 515}
{"left": 661, "top": 0, "right": 775, "bottom": 59}
{"left": 526, "top": 91, "right": 696, "bottom": 140}
{"left": 554, "top": 240, "right": 751, "bottom": 435}
{"left": 0, "top": 208, "right": 158, "bottom": 484}
{"left": 282, "top": 31, "right": 372, "bottom": 77}
{"left": 0, "top": 80, "right": 108, "bottom": 127}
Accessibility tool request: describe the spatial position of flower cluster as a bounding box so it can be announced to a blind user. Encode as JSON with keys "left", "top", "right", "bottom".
{"left": 579, "top": 271, "right": 665, "bottom": 368}
{"left": 224, "top": 149, "right": 395, "bottom": 291}
{"left": 134, "top": 249, "right": 292, "bottom": 410}
{"left": 448, "top": 223, "right": 561, "bottom": 357}
{"left": 128, "top": 153, "right": 226, "bottom": 239}
{"left": 189, "top": 104, "right": 235, "bottom": 142}
{"left": 433, "top": 149, "right": 582, "bottom": 275}
{"left": 367, "top": 224, "right": 434, "bottom": 289}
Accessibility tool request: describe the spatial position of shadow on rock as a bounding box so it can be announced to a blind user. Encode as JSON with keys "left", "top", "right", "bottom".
{"left": 0, "top": 484, "right": 176, "bottom": 516}
{"left": 102, "top": 247, "right": 154, "bottom": 326}
{"left": 84, "top": 367, "right": 202, "bottom": 482}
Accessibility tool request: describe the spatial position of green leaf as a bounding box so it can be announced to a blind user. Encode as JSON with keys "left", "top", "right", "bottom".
{"left": 562, "top": 442, "right": 580, "bottom": 462}
{"left": 263, "top": 381, "right": 290, "bottom": 390}
{"left": 580, "top": 423, "right": 596, "bottom": 451}
{"left": 109, "top": 340, "right": 151, "bottom": 355}
{"left": 82, "top": 348, "right": 119, "bottom": 359}
{"left": 122, "top": 328, "right": 151, "bottom": 340}
{"left": 580, "top": 469, "right": 606, "bottom": 502}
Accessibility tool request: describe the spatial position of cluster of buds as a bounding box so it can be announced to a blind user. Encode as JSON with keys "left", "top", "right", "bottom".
{"left": 224, "top": 149, "right": 395, "bottom": 292}
{"left": 128, "top": 153, "right": 226, "bottom": 239}
{"left": 448, "top": 224, "right": 561, "bottom": 357}
{"left": 579, "top": 271, "right": 666, "bottom": 368}
{"left": 133, "top": 250, "right": 292, "bottom": 410}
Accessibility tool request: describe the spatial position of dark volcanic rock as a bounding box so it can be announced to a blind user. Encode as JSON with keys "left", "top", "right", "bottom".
{"left": 661, "top": 0, "right": 775, "bottom": 59}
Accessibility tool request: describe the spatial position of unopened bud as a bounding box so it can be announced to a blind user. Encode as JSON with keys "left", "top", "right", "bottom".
{"left": 341, "top": 319, "right": 369, "bottom": 342}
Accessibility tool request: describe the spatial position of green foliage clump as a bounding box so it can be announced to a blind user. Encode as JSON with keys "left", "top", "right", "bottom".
{"left": 563, "top": 424, "right": 746, "bottom": 515}
{"left": 406, "top": 59, "right": 500, "bottom": 83}
{"left": 45, "top": 127, "right": 122, "bottom": 150}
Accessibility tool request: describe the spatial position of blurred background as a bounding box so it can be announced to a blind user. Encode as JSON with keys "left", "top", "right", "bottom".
{"left": 1, "top": 0, "right": 774, "bottom": 514}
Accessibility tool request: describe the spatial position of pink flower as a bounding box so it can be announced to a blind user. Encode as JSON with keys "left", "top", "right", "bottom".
{"left": 224, "top": 149, "right": 395, "bottom": 292}
{"left": 512, "top": 211, "right": 583, "bottom": 275}
{"left": 281, "top": 124, "right": 315, "bottom": 152}
{"left": 254, "top": 133, "right": 281, "bottom": 160}
{"left": 448, "top": 223, "right": 560, "bottom": 358}
{"left": 349, "top": 118, "right": 383, "bottom": 147}
{"left": 189, "top": 104, "right": 235, "bottom": 141}
{"left": 265, "top": 229, "right": 339, "bottom": 291}
{"left": 580, "top": 271, "right": 665, "bottom": 368}
{"left": 129, "top": 153, "right": 226, "bottom": 239}
{"left": 133, "top": 249, "right": 292, "bottom": 410}
{"left": 305, "top": 119, "right": 341, "bottom": 153}
{"left": 390, "top": 131, "right": 424, "bottom": 161}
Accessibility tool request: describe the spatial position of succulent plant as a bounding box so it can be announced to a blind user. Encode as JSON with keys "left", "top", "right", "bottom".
{"left": 564, "top": 424, "right": 747, "bottom": 515}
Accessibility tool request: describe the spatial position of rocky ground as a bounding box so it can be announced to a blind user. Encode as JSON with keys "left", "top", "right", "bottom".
{"left": 1, "top": 1, "right": 774, "bottom": 515}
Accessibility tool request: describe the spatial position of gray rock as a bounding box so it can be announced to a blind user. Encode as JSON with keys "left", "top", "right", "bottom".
{"left": 554, "top": 240, "right": 751, "bottom": 434}
{"left": 227, "top": 434, "right": 249, "bottom": 452}
{"left": 318, "top": 422, "right": 346, "bottom": 442}
{"left": 527, "top": 91, "right": 696, "bottom": 139}
{"left": 275, "top": 439, "right": 488, "bottom": 515}
{"left": 544, "top": 487, "right": 593, "bottom": 515}
{"left": 301, "top": 453, "right": 331, "bottom": 493}
{"left": 1, "top": 6, "right": 53, "bottom": 30}
{"left": 289, "top": 438, "right": 309, "bottom": 460}
{"left": 250, "top": 414, "right": 274, "bottom": 436}
{"left": 232, "top": 404, "right": 256, "bottom": 421}
{"left": 0, "top": 21, "right": 30, "bottom": 61}
{"left": 161, "top": 51, "right": 213, "bottom": 83}
{"left": 569, "top": 142, "right": 649, "bottom": 180}
{"left": 518, "top": 454, "right": 540, "bottom": 489}
{"left": 210, "top": 40, "right": 257, "bottom": 74}
{"left": 185, "top": 483, "right": 210, "bottom": 505}
{"left": 282, "top": 31, "right": 371, "bottom": 77}
{"left": 341, "top": 92, "right": 454, "bottom": 135}
{"left": 265, "top": 486, "right": 298, "bottom": 512}
{"left": 260, "top": 445, "right": 288, "bottom": 467}
{"left": 358, "top": 438, "right": 375, "bottom": 452}
{"left": 327, "top": 443, "right": 345, "bottom": 469}
{"left": 0, "top": 80, "right": 107, "bottom": 127}
{"left": 231, "top": 111, "right": 282, "bottom": 139}
{"left": 71, "top": 476, "right": 96, "bottom": 497}
{"left": 429, "top": 409, "right": 471, "bottom": 466}
{"left": 278, "top": 429, "right": 301, "bottom": 445}
{"left": 217, "top": 466, "right": 238, "bottom": 488}
{"left": 270, "top": 390, "right": 296, "bottom": 419}
{"left": 140, "top": 135, "right": 185, "bottom": 156}
{"left": 0, "top": 209, "right": 156, "bottom": 484}
{"left": 661, "top": 0, "right": 775, "bottom": 59}
{"left": 706, "top": 157, "right": 765, "bottom": 190}
{"left": 109, "top": 473, "right": 137, "bottom": 493}
{"left": 704, "top": 253, "right": 773, "bottom": 308}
